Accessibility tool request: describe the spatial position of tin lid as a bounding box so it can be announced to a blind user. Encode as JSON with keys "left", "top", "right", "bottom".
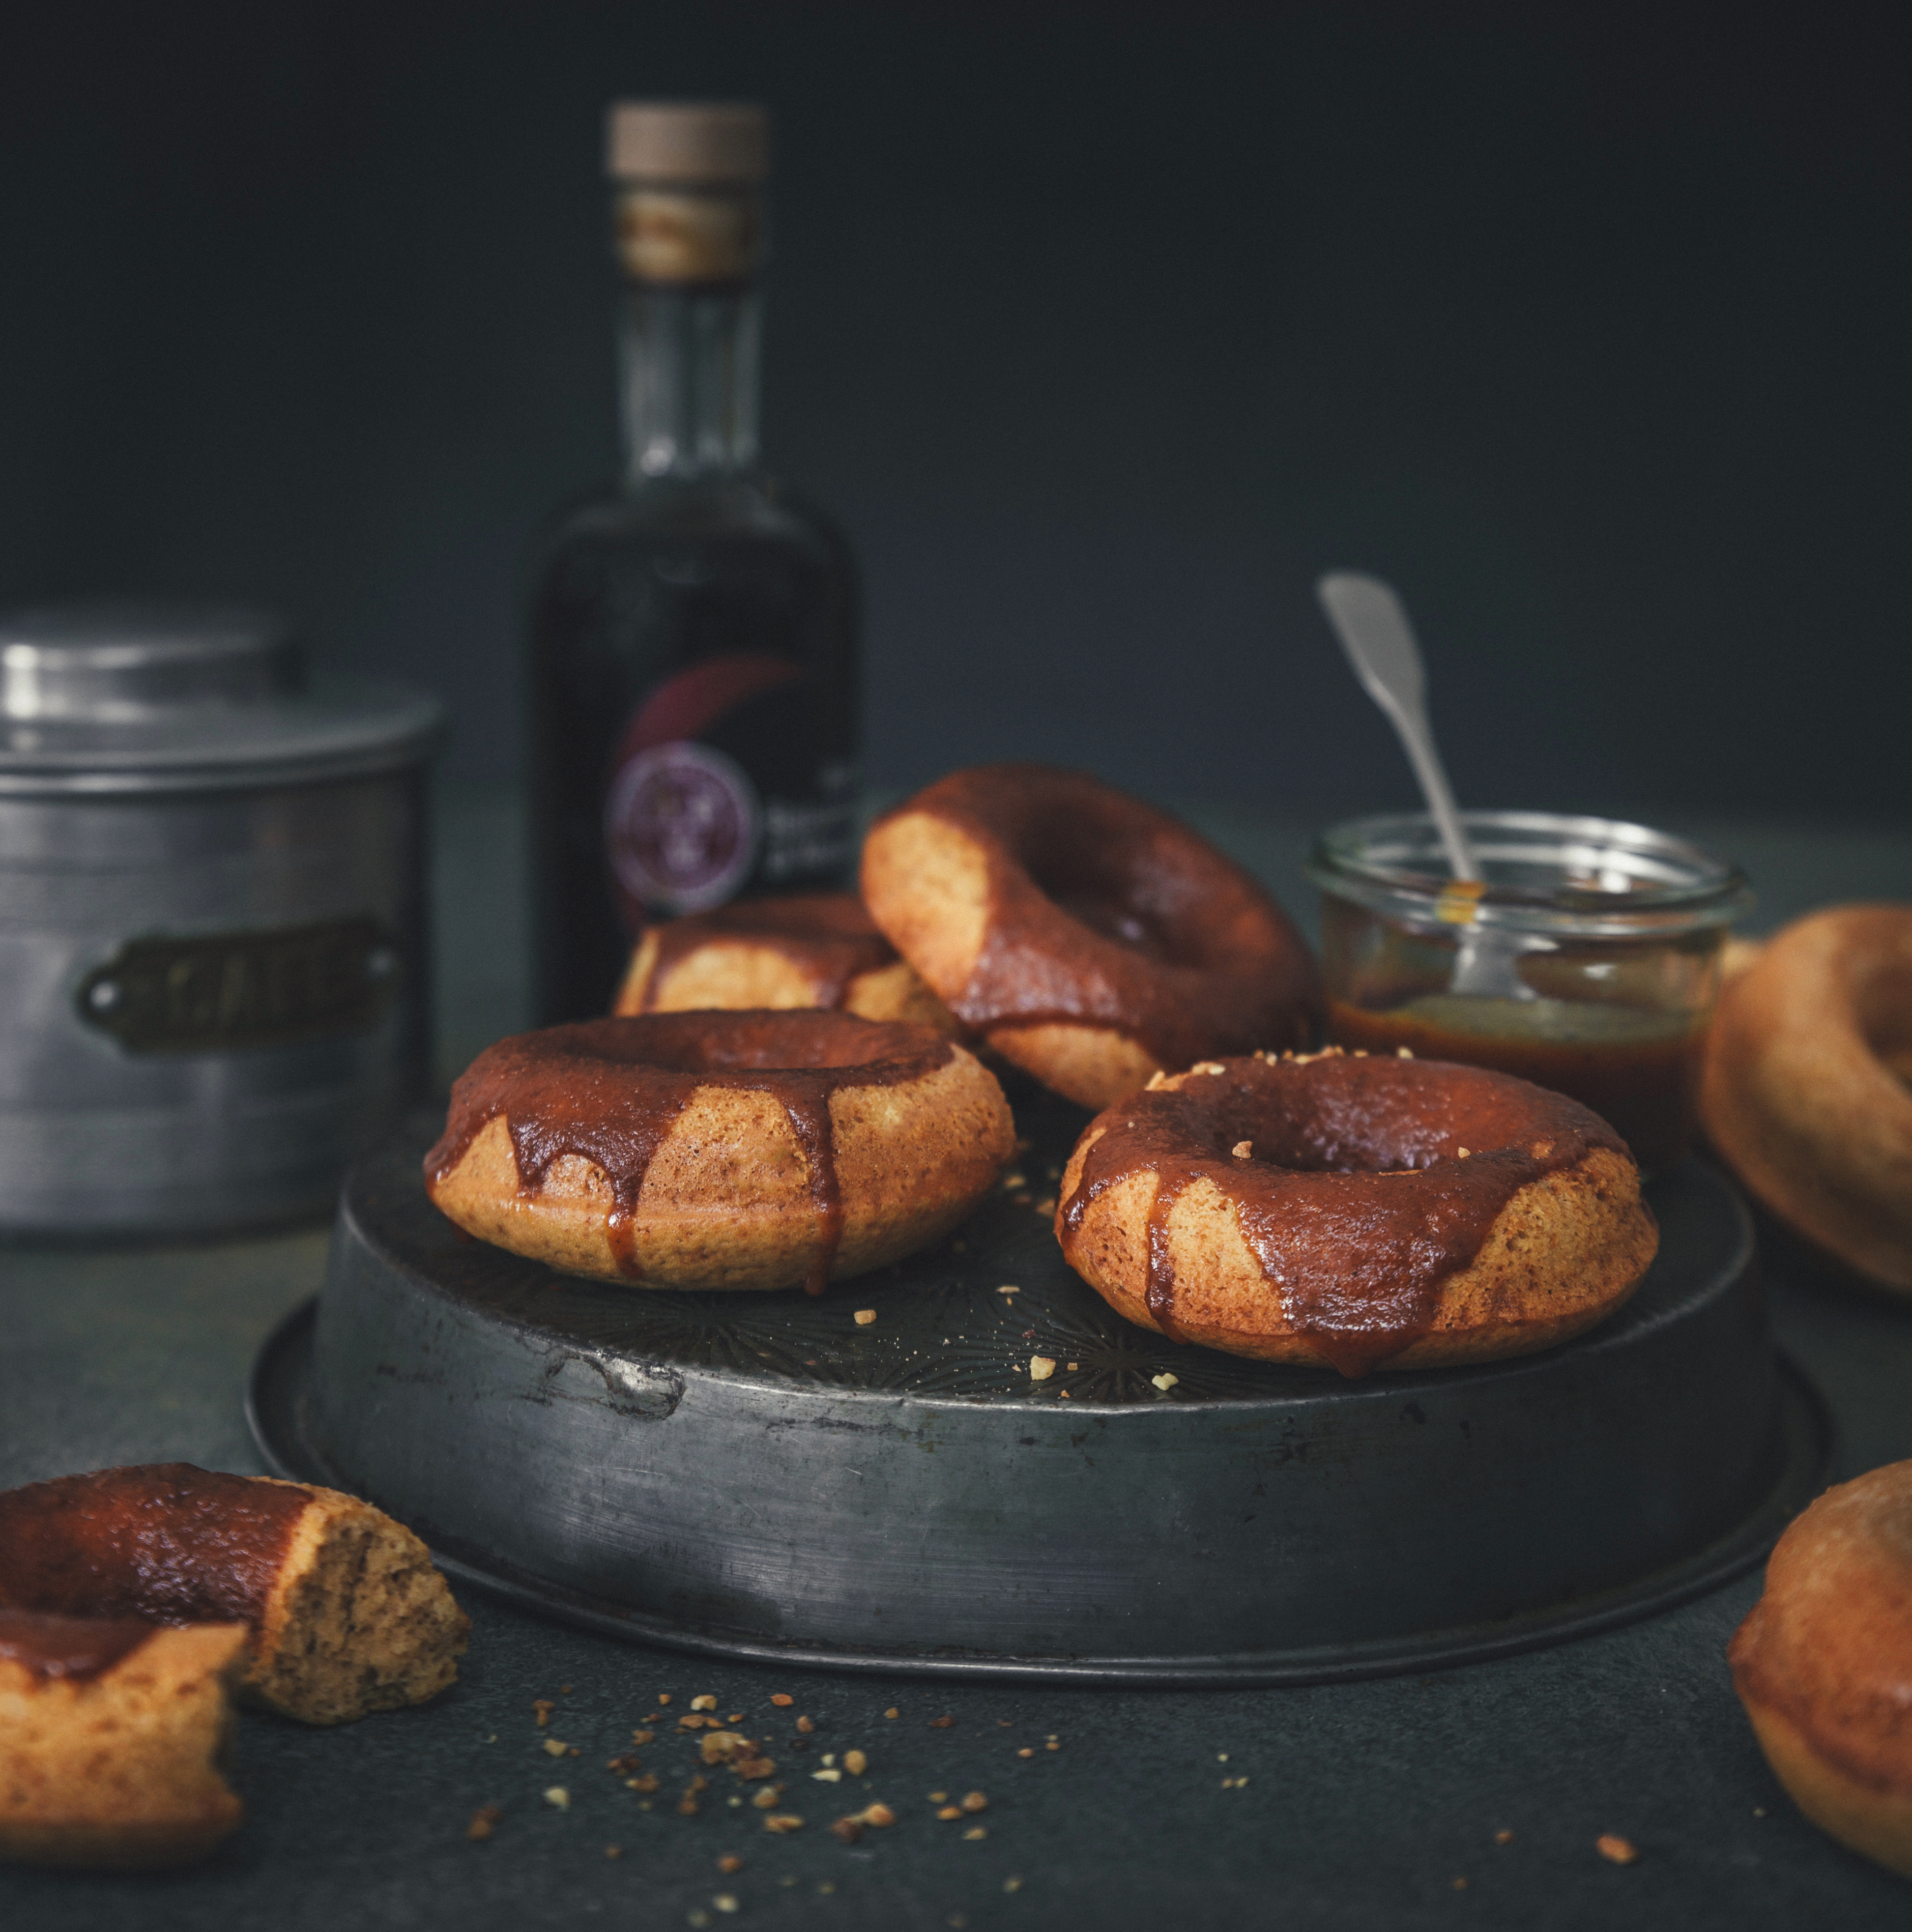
{"left": 0, "top": 602, "right": 443, "bottom": 795}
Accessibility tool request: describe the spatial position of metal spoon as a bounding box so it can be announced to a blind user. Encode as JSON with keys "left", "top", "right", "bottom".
{"left": 1316, "top": 571, "right": 1538, "bottom": 999}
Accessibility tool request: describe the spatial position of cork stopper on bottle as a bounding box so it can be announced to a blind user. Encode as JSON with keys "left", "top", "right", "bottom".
{"left": 606, "top": 102, "right": 768, "bottom": 285}
{"left": 606, "top": 102, "right": 769, "bottom": 186}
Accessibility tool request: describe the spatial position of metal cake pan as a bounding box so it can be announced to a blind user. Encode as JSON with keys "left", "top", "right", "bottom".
{"left": 251, "top": 1093, "right": 1827, "bottom": 1685}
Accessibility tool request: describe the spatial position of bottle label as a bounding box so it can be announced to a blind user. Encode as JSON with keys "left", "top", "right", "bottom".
{"left": 600, "top": 651, "right": 855, "bottom": 924}
{"left": 604, "top": 739, "right": 760, "bottom": 915}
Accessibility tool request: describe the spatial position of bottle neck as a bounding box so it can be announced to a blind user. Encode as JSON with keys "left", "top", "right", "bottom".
{"left": 618, "top": 282, "right": 762, "bottom": 485}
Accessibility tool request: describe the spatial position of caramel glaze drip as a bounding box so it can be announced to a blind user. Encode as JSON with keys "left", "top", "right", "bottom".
{"left": 0, "top": 1607, "right": 157, "bottom": 1682}
{"left": 0, "top": 1464, "right": 310, "bottom": 1628}
{"left": 1062, "top": 1053, "right": 1629, "bottom": 1377}
{"left": 639, "top": 893, "right": 899, "bottom": 1011}
{"left": 875, "top": 765, "right": 1320, "bottom": 1064}
{"left": 426, "top": 1011, "right": 954, "bottom": 1294}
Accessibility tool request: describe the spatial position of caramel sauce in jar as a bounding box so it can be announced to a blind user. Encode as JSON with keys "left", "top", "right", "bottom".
{"left": 1310, "top": 812, "right": 1751, "bottom": 1175}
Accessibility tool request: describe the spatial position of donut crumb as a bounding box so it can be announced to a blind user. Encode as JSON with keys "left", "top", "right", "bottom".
{"left": 1152, "top": 1373, "right": 1179, "bottom": 1391}
{"left": 1029, "top": 1356, "right": 1056, "bottom": 1380}
{"left": 771, "top": 1694, "right": 794, "bottom": 1706}
{"left": 1596, "top": 1834, "right": 1638, "bottom": 1865}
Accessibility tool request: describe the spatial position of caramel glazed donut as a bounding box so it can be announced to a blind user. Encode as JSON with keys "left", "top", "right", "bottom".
{"left": 427, "top": 1009, "right": 1015, "bottom": 1292}
{"left": 1057, "top": 1048, "right": 1658, "bottom": 1377}
{"left": 1701, "top": 904, "right": 1912, "bottom": 1294}
{"left": 1729, "top": 1460, "right": 1912, "bottom": 1879}
{"left": 861, "top": 764, "right": 1321, "bottom": 1109}
{"left": 615, "top": 890, "right": 958, "bottom": 1034}
{"left": 0, "top": 1464, "right": 469, "bottom": 1870}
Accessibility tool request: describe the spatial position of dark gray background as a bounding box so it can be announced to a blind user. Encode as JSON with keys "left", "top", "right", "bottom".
{"left": 4, "top": 0, "right": 1909, "bottom": 819}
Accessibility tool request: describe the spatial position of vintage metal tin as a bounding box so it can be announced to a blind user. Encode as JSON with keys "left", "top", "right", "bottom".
{"left": 251, "top": 1090, "right": 1827, "bottom": 1684}
{"left": 0, "top": 601, "right": 442, "bottom": 1234}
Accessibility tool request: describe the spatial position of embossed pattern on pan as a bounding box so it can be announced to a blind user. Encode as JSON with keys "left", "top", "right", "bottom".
{"left": 274, "top": 1091, "right": 1826, "bottom": 1679}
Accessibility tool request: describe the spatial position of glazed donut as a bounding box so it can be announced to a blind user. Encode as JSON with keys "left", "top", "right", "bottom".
{"left": 860, "top": 765, "right": 1320, "bottom": 1108}
{"left": 427, "top": 1010, "right": 1015, "bottom": 1292}
{"left": 0, "top": 1464, "right": 469, "bottom": 1727}
{"left": 1, "top": 1612, "right": 247, "bottom": 1870}
{"left": 1728, "top": 1461, "right": 1912, "bottom": 1879}
{"left": 1056, "top": 1048, "right": 1657, "bottom": 1376}
{"left": 1700, "top": 905, "right": 1912, "bottom": 1292}
{"left": 614, "top": 892, "right": 958, "bottom": 1034}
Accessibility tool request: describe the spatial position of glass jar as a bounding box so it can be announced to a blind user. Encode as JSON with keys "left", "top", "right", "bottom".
{"left": 1307, "top": 811, "right": 1752, "bottom": 1173}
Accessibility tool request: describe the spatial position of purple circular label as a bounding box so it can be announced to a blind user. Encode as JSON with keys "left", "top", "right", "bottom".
{"left": 603, "top": 740, "right": 761, "bottom": 915}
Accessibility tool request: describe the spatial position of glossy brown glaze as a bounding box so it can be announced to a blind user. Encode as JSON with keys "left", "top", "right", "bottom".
{"left": 635, "top": 893, "right": 898, "bottom": 1011}
{"left": 870, "top": 765, "right": 1319, "bottom": 1064}
{"left": 1329, "top": 997, "right": 1701, "bottom": 1173}
{"left": 0, "top": 1608, "right": 158, "bottom": 1682}
{"left": 1061, "top": 1051, "right": 1629, "bottom": 1376}
{"left": 0, "top": 1465, "right": 310, "bottom": 1627}
{"left": 426, "top": 1011, "right": 955, "bottom": 1293}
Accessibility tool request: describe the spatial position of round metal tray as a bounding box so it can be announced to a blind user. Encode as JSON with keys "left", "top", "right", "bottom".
{"left": 250, "top": 1095, "right": 1829, "bottom": 1687}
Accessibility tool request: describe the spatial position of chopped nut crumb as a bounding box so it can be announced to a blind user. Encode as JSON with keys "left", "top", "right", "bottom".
{"left": 559, "top": 1685, "right": 572, "bottom": 1695}
{"left": 691, "top": 1695, "right": 717, "bottom": 1712}
{"left": 713, "top": 1897, "right": 738, "bottom": 1915}
{"left": 961, "top": 1791, "right": 988, "bottom": 1812}
{"left": 771, "top": 1693, "right": 794, "bottom": 1707}
{"left": 604, "top": 1844, "right": 622, "bottom": 1859}
{"left": 1494, "top": 1829, "right": 1515, "bottom": 1845}
{"left": 813, "top": 1768, "right": 843, "bottom": 1782}
{"left": 964, "top": 1826, "right": 987, "bottom": 1841}
{"left": 938, "top": 1806, "right": 963, "bottom": 1821}
{"left": 1753, "top": 1807, "right": 1767, "bottom": 1819}
{"left": 543, "top": 1786, "right": 570, "bottom": 1810}
{"left": 658, "top": 1693, "right": 673, "bottom": 1705}
{"left": 1457, "top": 1147, "right": 1470, "bottom": 1158}
{"left": 1045, "top": 1740, "right": 1060, "bottom": 1751}
{"left": 1002, "top": 1173, "right": 1026, "bottom": 1190}
{"left": 627, "top": 1774, "right": 660, "bottom": 1794}
{"left": 997, "top": 1285, "right": 1019, "bottom": 1295}
{"left": 532, "top": 1699, "right": 556, "bottom": 1727}
{"left": 853, "top": 1309, "right": 877, "bottom": 1325}
{"left": 751, "top": 1787, "right": 783, "bottom": 1810}
{"left": 1151, "top": 1373, "right": 1179, "bottom": 1392}
{"left": 717, "top": 1853, "right": 743, "bottom": 1876}
{"left": 1452, "top": 1877, "right": 1468, "bottom": 1890}
{"left": 467, "top": 1804, "right": 503, "bottom": 1841}
{"left": 1232, "top": 1140, "right": 1253, "bottom": 1159}
{"left": 735, "top": 1756, "right": 777, "bottom": 1780}
{"left": 1398, "top": 1046, "right": 1413, "bottom": 1058}
{"left": 830, "top": 1816, "right": 865, "bottom": 1843}
{"left": 884, "top": 1708, "right": 900, "bottom": 1720}
{"left": 1596, "top": 1834, "right": 1639, "bottom": 1865}
{"left": 1028, "top": 1356, "right": 1056, "bottom": 1380}
{"left": 930, "top": 1790, "right": 948, "bottom": 1802}
{"left": 764, "top": 1813, "right": 804, "bottom": 1834}
{"left": 861, "top": 1803, "right": 896, "bottom": 1828}
{"left": 631, "top": 1729, "right": 655, "bottom": 1746}
{"left": 678, "top": 1797, "right": 701, "bottom": 1816}
{"left": 728, "top": 1713, "right": 743, "bottom": 1723}
{"left": 701, "top": 1731, "right": 754, "bottom": 1765}
{"left": 1018, "top": 1747, "right": 1034, "bottom": 1758}
{"left": 1035, "top": 1198, "right": 1057, "bottom": 1215}
{"left": 844, "top": 1749, "right": 868, "bottom": 1776}
{"left": 796, "top": 1715, "right": 816, "bottom": 1734}
{"left": 930, "top": 1715, "right": 954, "bottom": 1729}
{"left": 543, "top": 1737, "right": 570, "bottom": 1757}
{"left": 680, "top": 1714, "right": 708, "bottom": 1729}
{"left": 1004, "top": 1877, "right": 1023, "bottom": 1893}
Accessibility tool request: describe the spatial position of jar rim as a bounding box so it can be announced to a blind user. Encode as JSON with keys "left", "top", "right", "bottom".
{"left": 1307, "top": 809, "right": 1752, "bottom": 936}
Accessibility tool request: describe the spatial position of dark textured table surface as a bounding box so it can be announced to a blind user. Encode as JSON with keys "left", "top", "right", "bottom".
{"left": 4, "top": 795, "right": 1910, "bottom": 1930}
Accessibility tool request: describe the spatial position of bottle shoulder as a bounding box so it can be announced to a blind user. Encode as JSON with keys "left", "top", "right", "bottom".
{"left": 542, "top": 474, "right": 853, "bottom": 565}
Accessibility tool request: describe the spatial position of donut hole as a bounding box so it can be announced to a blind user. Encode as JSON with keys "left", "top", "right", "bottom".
{"left": 1018, "top": 817, "right": 1239, "bottom": 971}
{"left": 555, "top": 1011, "right": 934, "bottom": 1078}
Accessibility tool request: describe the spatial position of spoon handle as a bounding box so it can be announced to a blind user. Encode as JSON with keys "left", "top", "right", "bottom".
{"left": 1316, "top": 571, "right": 1481, "bottom": 883}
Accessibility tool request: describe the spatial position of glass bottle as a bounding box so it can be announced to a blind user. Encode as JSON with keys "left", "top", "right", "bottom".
{"left": 528, "top": 102, "right": 861, "bottom": 1023}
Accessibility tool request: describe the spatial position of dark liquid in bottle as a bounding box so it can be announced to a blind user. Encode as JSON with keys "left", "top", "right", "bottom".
{"left": 529, "top": 478, "right": 859, "bottom": 1023}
